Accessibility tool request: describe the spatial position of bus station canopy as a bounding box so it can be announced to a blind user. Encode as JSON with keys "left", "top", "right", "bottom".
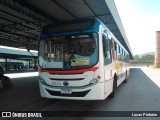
{"left": 0, "top": 46, "right": 38, "bottom": 58}
{"left": 0, "top": 0, "right": 133, "bottom": 59}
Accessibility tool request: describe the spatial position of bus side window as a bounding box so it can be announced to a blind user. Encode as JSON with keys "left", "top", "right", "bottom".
{"left": 116, "top": 44, "right": 121, "bottom": 61}
{"left": 102, "top": 34, "right": 112, "bottom": 65}
{"left": 111, "top": 39, "right": 116, "bottom": 61}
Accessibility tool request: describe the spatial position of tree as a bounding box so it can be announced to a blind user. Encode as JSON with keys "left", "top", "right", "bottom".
{"left": 130, "top": 54, "right": 155, "bottom": 65}
{"left": 141, "top": 54, "right": 154, "bottom": 63}
{"left": 133, "top": 55, "right": 140, "bottom": 63}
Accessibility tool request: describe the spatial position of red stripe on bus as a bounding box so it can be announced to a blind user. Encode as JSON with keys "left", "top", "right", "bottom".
{"left": 39, "top": 67, "right": 99, "bottom": 74}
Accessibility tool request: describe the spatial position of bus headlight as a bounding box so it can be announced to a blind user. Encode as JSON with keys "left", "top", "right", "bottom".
{"left": 39, "top": 78, "right": 46, "bottom": 84}
{"left": 89, "top": 78, "right": 98, "bottom": 85}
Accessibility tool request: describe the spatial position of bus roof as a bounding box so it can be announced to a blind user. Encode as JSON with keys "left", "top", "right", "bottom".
{"left": 42, "top": 18, "right": 98, "bottom": 34}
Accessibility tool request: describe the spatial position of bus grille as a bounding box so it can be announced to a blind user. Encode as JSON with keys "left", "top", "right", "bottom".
{"left": 46, "top": 89, "right": 90, "bottom": 97}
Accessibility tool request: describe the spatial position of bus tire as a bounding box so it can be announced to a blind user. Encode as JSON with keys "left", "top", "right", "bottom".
{"left": 1, "top": 76, "right": 13, "bottom": 88}
{"left": 123, "top": 71, "right": 127, "bottom": 83}
{"left": 109, "top": 75, "right": 117, "bottom": 98}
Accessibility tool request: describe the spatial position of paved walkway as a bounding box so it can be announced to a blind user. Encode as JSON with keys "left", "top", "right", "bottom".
{"left": 139, "top": 66, "right": 160, "bottom": 88}
{"left": 4, "top": 72, "right": 38, "bottom": 78}
{"left": 0, "top": 67, "right": 160, "bottom": 120}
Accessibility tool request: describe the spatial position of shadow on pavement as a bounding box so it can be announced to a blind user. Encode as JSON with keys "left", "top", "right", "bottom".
{"left": 0, "top": 68, "right": 160, "bottom": 118}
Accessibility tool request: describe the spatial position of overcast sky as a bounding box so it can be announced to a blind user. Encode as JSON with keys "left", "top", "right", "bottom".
{"left": 114, "top": 0, "right": 160, "bottom": 55}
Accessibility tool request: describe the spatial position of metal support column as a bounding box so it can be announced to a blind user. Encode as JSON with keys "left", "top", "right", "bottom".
{"left": 155, "top": 31, "right": 160, "bottom": 67}
{"left": 5, "top": 57, "right": 8, "bottom": 72}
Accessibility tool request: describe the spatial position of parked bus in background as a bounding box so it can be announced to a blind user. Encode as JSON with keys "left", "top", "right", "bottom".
{"left": 38, "top": 18, "right": 130, "bottom": 100}
{"left": 0, "top": 62, "right": 25, "bottom": 71}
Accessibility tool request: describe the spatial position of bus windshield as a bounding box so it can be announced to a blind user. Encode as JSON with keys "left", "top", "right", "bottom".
{"left": 39, "top": 33, "right": 99, "bottom": 70}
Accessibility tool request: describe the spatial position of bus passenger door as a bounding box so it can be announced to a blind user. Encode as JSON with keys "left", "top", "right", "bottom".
{"left": 102, "top": 33, "right": 114, "bottom": 97}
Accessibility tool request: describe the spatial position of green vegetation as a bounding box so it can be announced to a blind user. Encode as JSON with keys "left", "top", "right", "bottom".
{"left": 130, "top": 54, "right": 154, "bottom": 66}
{"left": 152, "top": 65, "right": 160, "bottom": 69}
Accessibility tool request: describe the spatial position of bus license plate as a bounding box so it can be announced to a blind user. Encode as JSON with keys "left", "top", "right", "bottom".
{"left": 61, "top": 89, "right": 72, "bottom": 94}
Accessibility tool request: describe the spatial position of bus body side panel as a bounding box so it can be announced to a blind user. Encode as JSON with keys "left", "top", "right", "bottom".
{"left": 116, "top": 61, "right": 129, "bottom": 87}
{"left": 100, "top": 24, "right": 130, "bottom": 98}
{"left": 104, "top": 63, "right": 114, "bottom": 99}
{"left": 99, "top": 26, "right": 115, "bottom": 99}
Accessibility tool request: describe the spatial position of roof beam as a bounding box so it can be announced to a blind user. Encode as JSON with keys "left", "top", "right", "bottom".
{"left": 0, "top": 32, "right": 38, "bottom": 50}
{"left": 0, "top": 9, "right": 30, "bottom": 22}
{"left": 0, "top": 30, "right": 34, "bottom": 41}
{"left": 0, "top": 23, "right": 40, "bottom": 34}
{"left": 0, "top": 36, "right": 25, "bottom": 43}
{"left": 0, "top": 9, "right": 46, "bottom": 28}
{"left": 14, "top": 0, "right": 57, "bottom": 22}
{"left": 0, "top": 16, "right": 42, "bottom": 33}
{"left": 0, "top": 0, "right": 52, "bottom": 24}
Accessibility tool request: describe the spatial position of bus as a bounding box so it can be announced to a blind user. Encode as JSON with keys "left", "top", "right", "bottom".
{"left": 0, "top": 62, "right": 25, "bottom": 71}
{"left": 38, "top": 18, "right": 130, "bottom": 100}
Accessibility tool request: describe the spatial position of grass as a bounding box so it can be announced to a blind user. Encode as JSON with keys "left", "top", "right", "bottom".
{"left": 151, "top": 66, "right": 160, "bottom": 70}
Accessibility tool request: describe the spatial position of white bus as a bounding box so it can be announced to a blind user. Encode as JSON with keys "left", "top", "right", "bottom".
{"left": 38, "top": 18, "right": 130, "bottom": 100}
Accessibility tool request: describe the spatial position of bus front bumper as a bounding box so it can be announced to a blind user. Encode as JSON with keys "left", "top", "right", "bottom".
{"left": 39, "top": 81, "right": 105, "bottom": 100}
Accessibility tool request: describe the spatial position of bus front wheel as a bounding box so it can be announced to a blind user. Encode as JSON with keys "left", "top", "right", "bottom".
{"left": 109, "top": 75, "right": 117, "bottom": 98}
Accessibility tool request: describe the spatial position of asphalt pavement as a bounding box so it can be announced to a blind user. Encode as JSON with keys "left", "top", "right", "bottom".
{"left": 0, "top": 67, "right": 160, "bottom": 120}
